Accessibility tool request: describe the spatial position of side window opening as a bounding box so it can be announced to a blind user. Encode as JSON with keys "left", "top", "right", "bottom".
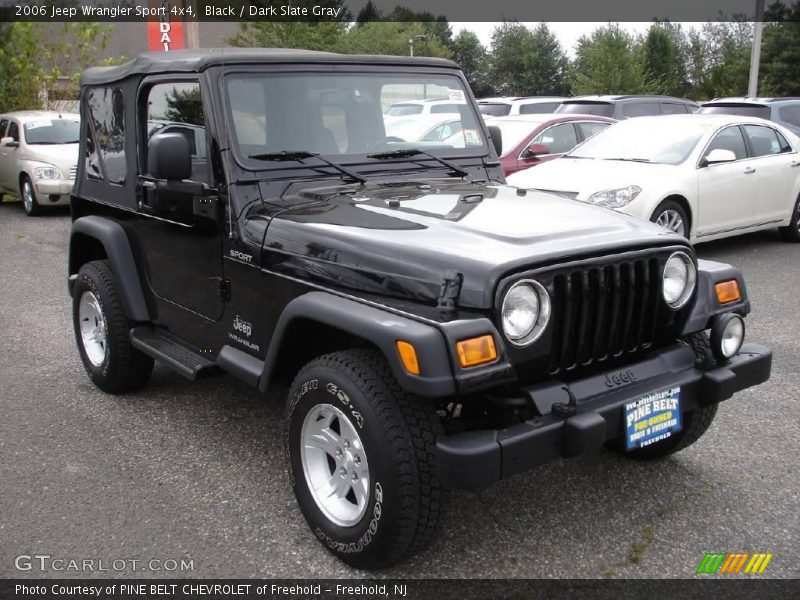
{"left": 7, "top": 121, "right": 19, "bottom": 142}
{"left": 704, "top": 126, "right": 747, "bottom": 161}
{"left": 86, "top": 87, "right": 126, "bottom": 184}
{"left": 145, "top": 81, "right": 208, "bottom": 183}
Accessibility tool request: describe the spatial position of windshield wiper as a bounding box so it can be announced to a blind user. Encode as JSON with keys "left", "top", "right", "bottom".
{"left": 248, "top": 150, "right": 366, "bottom": 184}
{"left": 604, "top": 157, "right": 652, "bottom": 163}
{"left": 367, "top": 148, "right": 470, "bottom": 178}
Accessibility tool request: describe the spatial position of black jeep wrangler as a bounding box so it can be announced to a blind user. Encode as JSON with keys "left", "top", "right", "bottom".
{"left": 68, "top": 49, "right": 771, "bottom": 569}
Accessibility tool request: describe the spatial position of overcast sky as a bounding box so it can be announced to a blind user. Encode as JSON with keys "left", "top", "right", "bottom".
{"left": 450, "top": 22, "right": 707, "bottom": 57}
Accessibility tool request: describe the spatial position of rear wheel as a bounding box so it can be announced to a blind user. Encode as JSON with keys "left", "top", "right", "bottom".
{"left": 20, "top": 175, "right": 41, "bottom": 216}
{"left": 651, "top": 199, "right": 689, "bottom": 238}
{"left": 779, "top": 194, "right": 800, "bottom": 242}
{"left": 285, "top": 348, "right": 444, "bottom": 569}
{"left": 72, "top": 260, "right": 154, "bottom": 393}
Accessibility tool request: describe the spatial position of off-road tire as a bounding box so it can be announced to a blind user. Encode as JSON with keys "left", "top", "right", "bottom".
{"left": 285, "top": 348, "right": 445, "bottom": 570}
{"left": 72, "top": 260, "right": 154, "bottom": 393}
{"left": 778, "top": 194, "right": 800, "bottom": 242}
{"left": 611, "top": 331, "right": 718, "bottom": 459}
{"left": 20, "top": 175, "right": 42, "bottom": 217}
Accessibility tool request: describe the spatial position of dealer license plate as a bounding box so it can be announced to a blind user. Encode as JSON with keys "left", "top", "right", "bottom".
{"left": 624, "top": 387, "right": 682, "bottom": 450}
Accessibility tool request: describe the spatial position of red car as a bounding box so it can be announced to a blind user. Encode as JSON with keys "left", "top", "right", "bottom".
{"left": 485, "top": 114, "right": 616, "bottom": 176}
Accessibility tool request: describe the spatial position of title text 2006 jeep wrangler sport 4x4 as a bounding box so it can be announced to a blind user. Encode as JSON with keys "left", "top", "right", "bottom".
{"left": 68, "top": 49, "right": 771, "bottom": 569}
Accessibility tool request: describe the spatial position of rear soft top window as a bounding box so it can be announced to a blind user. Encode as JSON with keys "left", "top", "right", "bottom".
{"left": 698, "top": 103, "right": 770, "bottom": 119}
{"left": 478, "top": 103, "right": 511, "bottom": 117}
{"left": 555, "top": 102, "right": 614, "bottom": 117}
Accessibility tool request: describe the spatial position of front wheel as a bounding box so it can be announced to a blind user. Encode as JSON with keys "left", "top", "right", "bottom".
{"left": 285, "top": 349, "right": 444, "bottom": 569}
{"left": 21, "top": 175, "right": 41, "bottom": 216}
{"left": 609, "top": 332, "right": 718, "bottom": 459}
{"left": 651, "top": 199, "right": 689, "bottom": 238}
{"left": 779, "top": 194, "right": 800, "bottom": 242}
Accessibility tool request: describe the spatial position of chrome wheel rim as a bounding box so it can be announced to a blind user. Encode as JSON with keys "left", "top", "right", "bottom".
{"left": 22, "top": 181, "right": 34, "bottom": 213}
{"left": 301, "top": 403, "right": 370, "bottom": 527}
{"left": 656, "top": 209, "right": 686, "bottom": 236}
{"left": 78, "top": 291, "right": 108, "bottom": 367}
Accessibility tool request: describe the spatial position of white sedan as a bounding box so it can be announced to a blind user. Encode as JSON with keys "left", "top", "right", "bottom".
{"left": 0, "top": 111, "right": 80, "bottom": 216}
{"left": 506, "top": 114, "right": 800, "bottom": 243}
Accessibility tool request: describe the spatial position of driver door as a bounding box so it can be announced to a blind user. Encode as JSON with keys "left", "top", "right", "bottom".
{"left": 135, "top": 79, "right": 225, "bottom": 321}
{"left": 696, "top": 125, "right": 757, "bottom": 237}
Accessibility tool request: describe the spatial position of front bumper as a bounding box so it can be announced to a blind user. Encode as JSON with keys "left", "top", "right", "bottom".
{"left": 34, "top": 179, "right": 74, "bottom": 203}
{"left": 436, "top": 342, "right": 772, "bottom": 488}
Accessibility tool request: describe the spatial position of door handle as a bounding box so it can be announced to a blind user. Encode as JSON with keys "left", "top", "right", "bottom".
{"left": 744, "top": 166, "right": 756, "bottom": 174}
{"left": 791, "top": 161, "right": 800, "bottom": 168}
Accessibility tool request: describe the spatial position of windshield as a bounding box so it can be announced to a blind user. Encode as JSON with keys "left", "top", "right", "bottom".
{"left": 479, "top": 103, "right": 511, "bottom": 117}
{"left": 23, "top": 118, "right": 80, "bottom": 144}
{"left": 699, "top": 104, "right": 770, "bottom": 119}
{"left": 225, "top": 72, "right": 487, "bottom": 162}
{"left": 567, "top": 118, "right": 710, "bottom": 164}
{"left": 556, "top": 102, "right": 614, "bottom": 117}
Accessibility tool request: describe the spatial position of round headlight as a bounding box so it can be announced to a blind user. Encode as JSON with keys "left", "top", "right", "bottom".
{"left": 662, "top": 251, "right": 696, "bottom": 309}
{"left": 501, "top": 280, "right": 551, "bottom": 346}
{"left": 710, "top": 313, "right": 745, "bottom": 361}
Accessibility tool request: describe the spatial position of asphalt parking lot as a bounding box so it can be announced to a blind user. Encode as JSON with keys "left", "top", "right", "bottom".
{"left": 0, "top": 199, "right": 797, "bottom": 580}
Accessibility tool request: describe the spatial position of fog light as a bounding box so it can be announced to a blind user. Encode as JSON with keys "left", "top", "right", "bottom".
{"left": 710, "top": 314, "right": 745, "bottom": 362}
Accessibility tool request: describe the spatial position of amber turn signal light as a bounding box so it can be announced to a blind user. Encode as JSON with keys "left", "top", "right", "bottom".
{"left": 715, "top": 280, "right": 741, "bottom": 304}
{"left": 396, "top": 340, "right": 420, "bottom": 375}
{"left": 456, "top": 335, "right": 498, "bottom": 368}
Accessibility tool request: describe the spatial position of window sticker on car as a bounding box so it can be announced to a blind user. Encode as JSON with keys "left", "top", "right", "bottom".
{"left": 25, "top": 120, "right": 53, "bottom": 129}
{"left": 463, "top": 129, "right": 481, "bottom": 145}
{"left": 447, "top": 89, "right": 467, "bottom": 104}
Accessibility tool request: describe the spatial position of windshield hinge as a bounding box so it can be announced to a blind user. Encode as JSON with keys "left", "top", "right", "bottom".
{"left": 437, "top": 270, "right": 463, "bottom": 312}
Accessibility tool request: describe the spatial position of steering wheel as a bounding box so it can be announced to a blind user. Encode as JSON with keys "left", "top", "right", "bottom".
{"left": 366, "top": 136, "right": 406, "bottom": 152}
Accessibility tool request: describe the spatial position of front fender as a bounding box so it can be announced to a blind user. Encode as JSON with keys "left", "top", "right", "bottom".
{"left": 257, "top": 292, "right": 457, "bottom": 398}
{"left": 681, "top": 259, "right": 751, "bottom": 334}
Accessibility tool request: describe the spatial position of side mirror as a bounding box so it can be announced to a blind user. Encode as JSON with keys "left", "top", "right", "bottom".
{"left": 701, "top": 148, "right": 736, "bottom": 167}
{"left": 148, "top": 133, "right": 191, "bottom": 180}
{"left": 487, "top": 125, "right": 503, "bottom": 156}
{"left": 1, "top": 137, "right": 19, "bottom": 148}
{"left": 524, "top": 143, "right": 550, "bottom": 158}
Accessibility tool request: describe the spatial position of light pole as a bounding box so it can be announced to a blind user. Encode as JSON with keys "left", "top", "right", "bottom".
{"left": 408, "top": 34, "right": 429, "bottom": 57}
{"left": 747, "top": 0, "right": 766, "bottom": 97}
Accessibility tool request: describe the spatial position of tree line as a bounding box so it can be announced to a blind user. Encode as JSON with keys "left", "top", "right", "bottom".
{"left": 230, "top": 0, "right": 800, "bottom": 100}
{"left": 2, "top": 0, "right": 800, "bottom": 112}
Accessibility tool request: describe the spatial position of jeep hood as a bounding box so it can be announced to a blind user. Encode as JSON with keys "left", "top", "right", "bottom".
{"left": 246, "top": 179, "right": 686, "bottom": 309}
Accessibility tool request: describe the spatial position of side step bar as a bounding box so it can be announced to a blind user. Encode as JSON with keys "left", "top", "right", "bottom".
{"left": 130, "top": 326, "right": 218, "bottom": 380}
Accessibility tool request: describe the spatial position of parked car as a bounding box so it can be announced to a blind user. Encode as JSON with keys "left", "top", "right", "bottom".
{"left": 384, "top": 98, "right": 462, "bottom": 118}
{"left": 477, "top": 96, "right": 567, "bottom": 117}
{"left": 507, "top": 114, "right": 800, "bottom": 244}
{"left": 698, "top": 97, "right": 800, "bottom": 137}
{"left": 484, "top": 114, "right": 615, "bottom": 176}
{"left": 68, "top": 49, "right": 771, "bottom": 569}
{"left": 555, "top": 95, "right": 699, "bottom": 119}
{"left": 0, "top": 111, "right": 80, "bottom": 215}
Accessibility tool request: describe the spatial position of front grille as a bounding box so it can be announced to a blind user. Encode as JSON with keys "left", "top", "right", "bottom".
{"left": 535, "top": 188, "right": 579, "bottom": 200}
{"left": 69, "top": 165, "right": 77, "bottom": 179}
{"left": 548, "top": 256, "right": 666, "bottom": 374}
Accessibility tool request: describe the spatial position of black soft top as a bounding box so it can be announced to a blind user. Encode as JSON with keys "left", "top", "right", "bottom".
{"left": 80, "top": 48, "right": 459, "bottom": 85}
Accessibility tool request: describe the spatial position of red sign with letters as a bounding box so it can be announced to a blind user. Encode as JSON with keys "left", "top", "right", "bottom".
{"left": 147, "top": 20, "right": 184, "bottom": 52}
